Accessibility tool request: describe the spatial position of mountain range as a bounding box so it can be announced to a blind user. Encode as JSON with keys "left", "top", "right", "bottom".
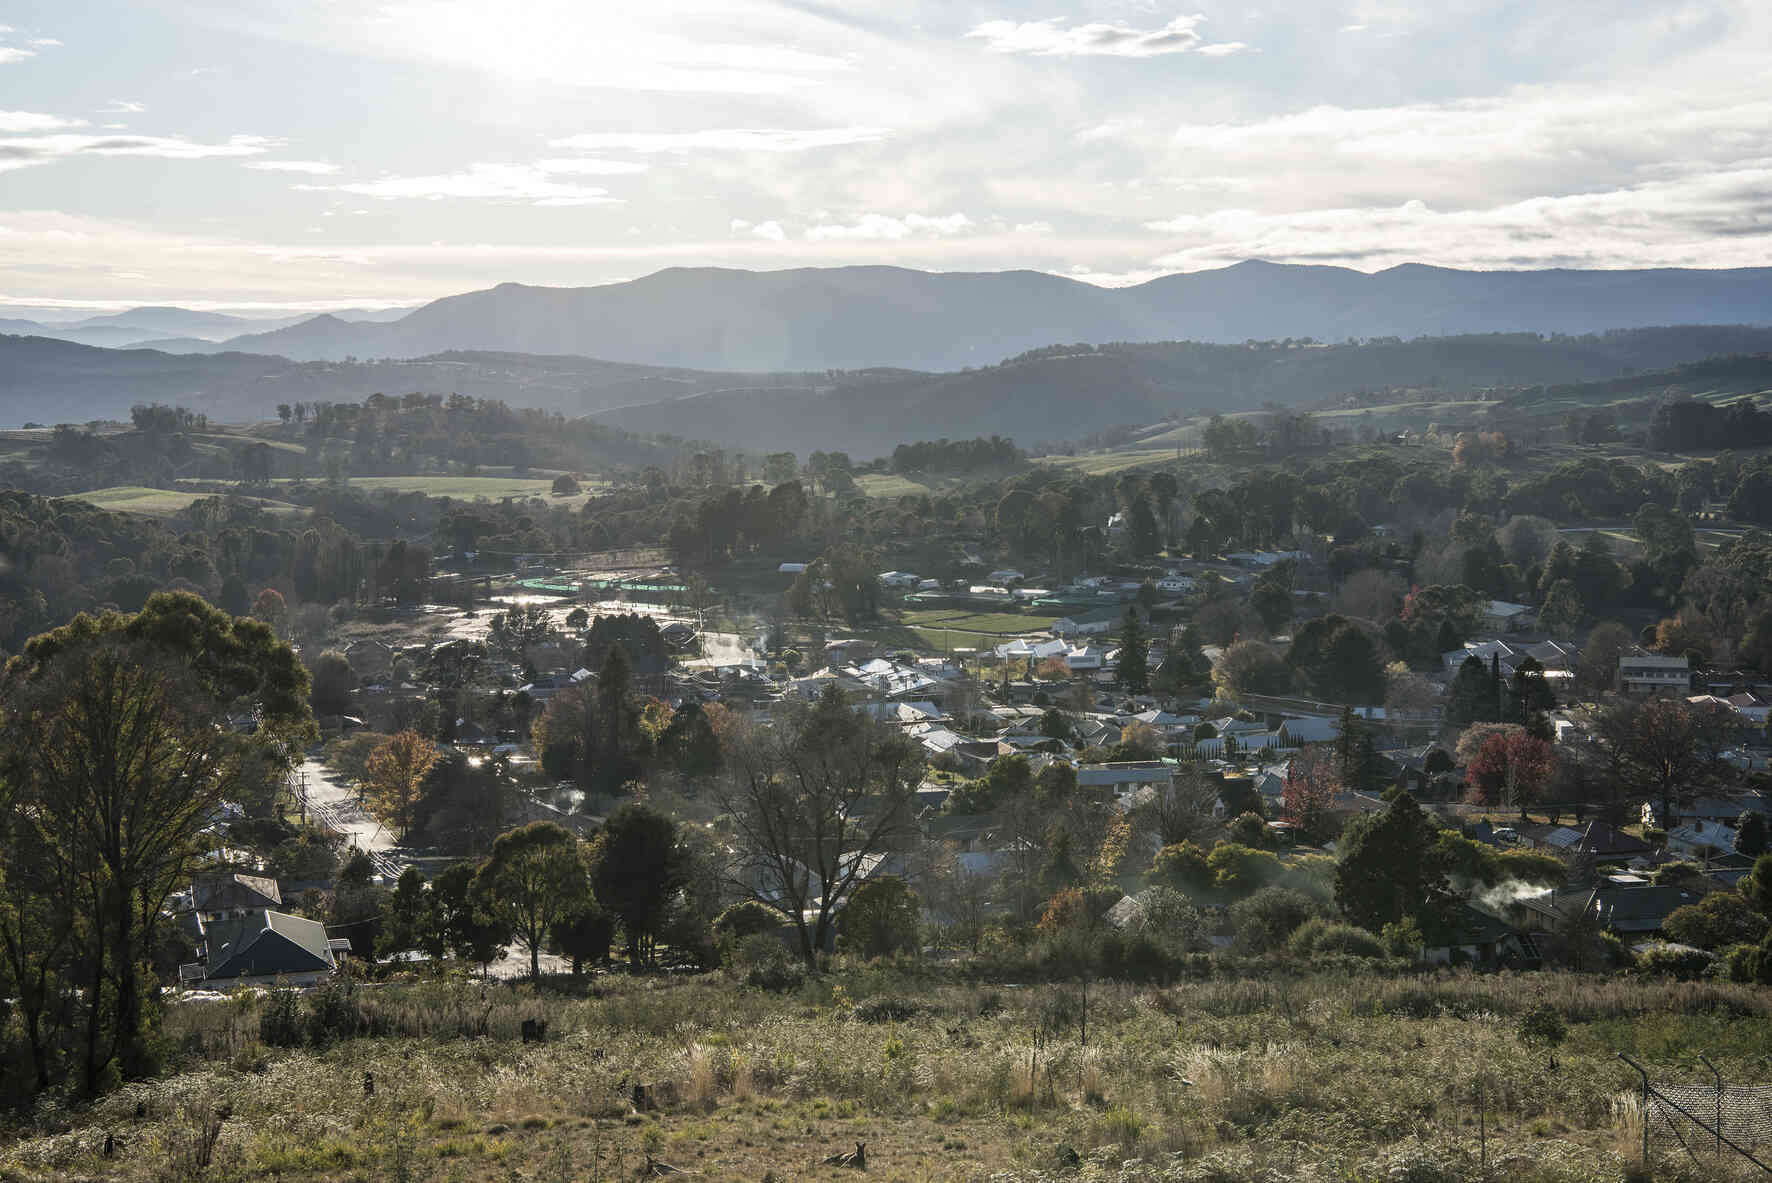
{"left": 103, "top": 261, "right": 1772, "bottom": 372}
{"left": 8, "top": 323, "right": 1772, "bottom": 457}
{"left": 0, "top": 305, "right": 410, "bottom": 350}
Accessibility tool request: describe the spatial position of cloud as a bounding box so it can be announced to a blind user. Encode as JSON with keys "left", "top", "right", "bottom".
{"left": 0, "top": 47, "right": 34, "bottom": 64}
{"left": 296, "top": 162, "right": 621, "bottom": 205}
{"left": 29, "top": 38, "right": 61, "bottom": 48}
{"left": 731, "top": 218, "right": 786, "bottom": 241}
{"left": 0, "top": 133, "right": 274, "bottom": 172}
{"left": 1013, "top": 221, "right": 1055, "bottom": 235}
{"left": 103, "top": 100, "right": 146, "bottom": 114}
{"left": 964, "top": 14, "right": 1246, "bottom": 59}
{"left": 532, "top": 157, "right": 651, "bottom": 176}
{"left": 804, "top": 212, "right": 972, "bottom": 241}
{"left": 246, "top": 160, "right": 341, "bottom": 175}
{"left": 0, "top": 111, "right": 85, "bottom": 132}
{"left": 550, "top": 127, "right": 888, "bottom": 154}
{"left": 1143, "top": 168, "right": 1772, "bottom": 271}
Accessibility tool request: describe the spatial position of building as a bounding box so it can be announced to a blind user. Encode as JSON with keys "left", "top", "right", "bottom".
{"left": 1055, "top": 604, "right": 1138, "bottom": 639}
{"left": 195, "top": 911, "right": 343, "bottom": 987}
{"left": 192, "top": 873, "right": 282, "bottom": 925}
{"left": 1619, "top": 654, "right": 1690, "bottom": 697}
{"left": 1482, "top": 601, "right": 1534, "bottom": 633}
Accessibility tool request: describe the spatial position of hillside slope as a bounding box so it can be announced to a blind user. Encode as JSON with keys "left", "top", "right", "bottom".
{"left": 164, "top": 262, "right": 1772, "bottom": 370}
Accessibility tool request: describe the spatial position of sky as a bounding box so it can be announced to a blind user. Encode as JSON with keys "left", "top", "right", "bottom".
{"left": 4, "top": 0, "right": 1772, "bottom": 315}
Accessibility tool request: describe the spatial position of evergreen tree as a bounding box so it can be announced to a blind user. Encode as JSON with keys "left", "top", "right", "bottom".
{"left": 1119, "top": 608, "right": 1149, "bottom": 692}
{"left": 1334, "top": 793, "right": 1454, "bottom": 938}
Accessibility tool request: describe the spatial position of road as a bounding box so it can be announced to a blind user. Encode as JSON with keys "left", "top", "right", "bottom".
{"left": 295, "top": 758, "right": 406, "bottom": 880}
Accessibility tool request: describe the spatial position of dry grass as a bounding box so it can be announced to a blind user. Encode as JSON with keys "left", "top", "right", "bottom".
{"left": 2, "top": 969, "right": 1769, "bottom": 1181}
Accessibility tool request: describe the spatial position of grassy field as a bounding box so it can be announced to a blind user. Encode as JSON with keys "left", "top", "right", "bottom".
{"left": 68, "top": 486, "right": 303, "bottom": 518}
{"left": 855, "top": 472, "right": 942, "bottom": 499}
{"left": 1037, "top": 449, "right": 1179, "bottom": 477}
{"left": 5, "top": 968, "right": 1766, "bottom": 1182}
{"left": 262, "top": 475, "right": 606, "bottom": 503}
{"left": 900, "top": 608, "right": 1060, "bottom": 636}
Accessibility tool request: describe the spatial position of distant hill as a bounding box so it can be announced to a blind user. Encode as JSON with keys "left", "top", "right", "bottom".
{"left": 0, "top": 305, "right": 415, "bottom": 351}
{"left": 0, "top": 336, "right": 815, "bottom": 426}
{"left": 593, "top": 326, "right": 1772, "bottom": 456}
{"left": 156, "top": 261, "right": 1772, "bottom": 371}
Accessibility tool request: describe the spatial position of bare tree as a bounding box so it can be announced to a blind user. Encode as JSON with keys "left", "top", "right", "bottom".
{"left": 1134, "top": 764, "right": 1221, "bottom": 846}
{"left": 713, "top": 686, "right": 922, "bottom": 966}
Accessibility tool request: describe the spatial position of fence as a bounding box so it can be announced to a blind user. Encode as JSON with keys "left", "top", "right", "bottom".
{"left": 1621, "top": 1053, "right": 1772, "bottom": 1175}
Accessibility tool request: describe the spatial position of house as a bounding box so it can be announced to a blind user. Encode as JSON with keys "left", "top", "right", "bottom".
{"left": 344, "top": 639, "right": 393, "bottom": 680}
{"left": 1423, "top": 902, "right": 1540, "bottom": 968}
{"left": 1065, "top": 644, "right": 1110, "bottom": 673}
{"left": 1523, "top": 884, "right": 1702, "bottom": 937}
{"left": 878, "top": 571, "right": 921, "bottom": 590}
{"left": 192, "top": 873, "right": 282, "bottom": 925}
{"left": 1156, "top": 574, "right": 1196, "bottom": 595}
{"left": 1619, "top": 654, "right": 1690, "bottom": 697}
{"left": 1054, "top": 604, "right": 1137, "bottom": 639}
{"left": 1278, "top": 716, "right": 1341, "bottom": 746}
{"left": 777, "top": 562, "right": 809, "bottom": 575}
{"left": 1482, "top": 601, "right": 1535, "bottom": 633}
{"left": 1076, "top": 761, "right": 1174, "bottom": 803}
{"left": 988, "top": 568, "right": 1026, "bottom": 585}
{"left": 1667, "top": 818, "right": 1739, "bottom": 858}
{"left": 191, "top": 910, "right": 340, "bottom": 987}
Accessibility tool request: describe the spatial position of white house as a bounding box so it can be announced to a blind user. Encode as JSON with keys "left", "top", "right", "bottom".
{"left": 1483, "top": 601, "right": 1534, "bottom": 633}
{"left": 1667, "top": 818, "right": 1739, "bottom": 859}
{"left": 878, "top": 571, "right": 921, "bottom": 590}
{"left": 1620, "top": 654, "right": 1690, "bottom": 697}
{"left": 1156, "top": 574, "right": 1196, "bottom": 595}
{"left": 988, "top": 568, "right": 1026, "bottom": 585}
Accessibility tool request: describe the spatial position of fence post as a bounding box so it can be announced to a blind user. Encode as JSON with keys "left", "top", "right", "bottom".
{"left": 1619, "top": 1053, "right": 1650, "bottom": 1170}
{"left": 1701, "top": 1054, "right": 1722, "bottom": 1159}
{"left": 1477, "top": 1078, "right": 1486, "bottom": 1171}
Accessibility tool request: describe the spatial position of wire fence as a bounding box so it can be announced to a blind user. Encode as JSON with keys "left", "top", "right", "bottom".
{"left": 1622, "top": 1053, "right": 1772, "bottom": 1175}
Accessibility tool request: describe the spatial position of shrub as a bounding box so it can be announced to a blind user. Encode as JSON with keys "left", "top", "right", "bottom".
{"left": 1662, "top": 892, "right": 1768, "bottom": 951}
{"left": 307, "top": 977, "right": 361, "bottom": 1047}
{"left": 259, "top": 987, "right": 306, "bottom": 1048}
{"left": 1229, "top": 886, "right": 1325, "bottom": 953}
{"left": 1134, "top": 886, "right": 1203, "bottom": 952}
{"left": 714, "top": 900, "right": 784, "bottom": 940}
{"left": 1287, "top": 919, "right": 1385, "bottom": 959}
{"left": 1147, "top": 841, "right": 1211, "bottom": 893}
{"left": 838, "top": 876, "right": 921, "bottom": 960}
{"left": 1638, "top": 944, "right": 1714, "bottom": 981}
{"left": 1207, "top": 843, "right": 1284, "bottom": 895}
{"left": 736, "top": 933, "right": 805, "bottom": 992}
{"left": 1517, "top": 1002, "right": 1567, "bottom": 1047}
{"left": 1226, "top": 811, "right": 1267, "bottom": 848}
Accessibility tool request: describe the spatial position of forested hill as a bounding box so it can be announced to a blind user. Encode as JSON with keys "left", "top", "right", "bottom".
{"left": 0, "top": 335, "right": 816, "bottom": 426}
{"left": 145, "top": 262, "right": 1772, "bottom": 370}
{"left": 594, "top": 327, "right": 1772, "bottom": 457}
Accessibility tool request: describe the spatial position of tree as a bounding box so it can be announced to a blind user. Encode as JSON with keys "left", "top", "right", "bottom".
{"left": 1538, "top": 578, "right": 1584, "bottom": 636}
{"left": 1465, "top": 730, "right": 1556, "bottom": 815}
{"left": 1661, "top": 892, "right": 1767, "bottom": 951}
{"left": 1212, "top": 640, "right": 1292, "bottom": 699}
{"left": 363, "top": 730, "right": 440, "bottom": 842}
{"left": 432, "top": 861, "right": 507, "bottom": 973}
{"left": 1287, "top": 615, "right": 1386, "bottom": 704}
{"left": 382, "top": 865, "right": 437, "bottom": 961}
{"left": 250, "top": 587, "right": 288, "bottom": 638}
{"left": 1596, "top": 697, "right": 1736, "bottom": 824}
{"left": 588, "top": 803, "right": 684, "bottom": 967}
{"left": 1576, "top": 621, "right": 1633, "bottom": 697}
{"left": 1249, "top": 560, "right": 1296, "bottom": 634}
{"left": 472, "top": 821, "right": 588, "bottom": 980}
{"left": 309, "top": 650, "right": 356, "bottom": 718}
{"left": 0, "top": 592, "right": 314, "bottom": 1092}
{"left": 1334, "top": 793, "right": 1453, "bottom": 937}
{"left": 1282, "top": 747, "right": 1340, "bottom": 842}
{"left": 1134, "top": 765, "right": 1220, "bottom": 846}
{"left": 1745, "top": 854, "right": 1772, "bottom": 920}
{"left": 713, "top": 685, "right": 922, "bottom": 967}
{"left": 1118, "top": 608, "right": 1149, "bottom": 693}
{"left": 1739, "top": 812, "right": 1770, "bottom": 858}
{"left": 551, "top": 473, "right": 581, "bottom": 495}
{"left": 838, "top": 876, "right": 921, "bottom": 959}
